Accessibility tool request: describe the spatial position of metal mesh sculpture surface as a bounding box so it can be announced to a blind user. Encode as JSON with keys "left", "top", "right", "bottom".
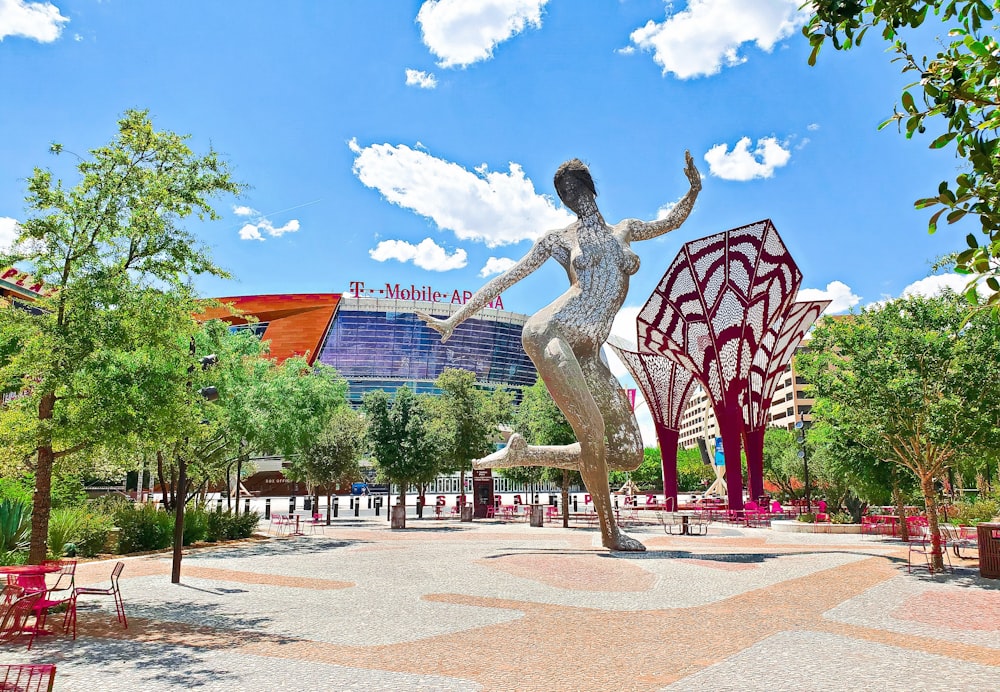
{"left": 636, "top": 220, "right": 802, "bottom": 509}
{"left": 606, "top": 337, "right": 696, "bottom": 509}
{"left": 741, "top": 300, "right": 830, "bottom": 500}
{"left": 419, "top": 153, "right": 701, "bottom": 550}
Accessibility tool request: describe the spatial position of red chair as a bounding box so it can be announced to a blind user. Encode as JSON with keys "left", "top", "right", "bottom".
{"left": 545, "top": 506, "right": 559, "bottom": 523}
{"left": 72, "top": 561, "right": 127, "bottom": 632}
{"left": 0, "top": 664, "right": 56, "bottom": 692}
{"left": 0, "top": 590, "right": 43, "bottom": 649}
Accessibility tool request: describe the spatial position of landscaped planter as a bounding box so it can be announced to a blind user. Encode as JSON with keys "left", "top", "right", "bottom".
{"left": 771, "top": 520, "right": 862, "bottom": 534}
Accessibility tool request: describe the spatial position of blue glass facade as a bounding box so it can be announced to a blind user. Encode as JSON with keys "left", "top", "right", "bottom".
{"left": 316, "top": 299, "right": 537, "bottom": 405}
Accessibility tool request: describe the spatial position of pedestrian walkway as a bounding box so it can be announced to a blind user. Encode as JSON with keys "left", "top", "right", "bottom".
{"left": 3, "top": 519, "right": 997, "bottom": 691}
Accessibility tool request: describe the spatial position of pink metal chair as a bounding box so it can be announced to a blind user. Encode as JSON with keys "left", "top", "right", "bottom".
{"left": 0, "top": 664, "right": 56, "bottom": 692}
{"left": 0, "top": 590, "right": 43, "bottom": 649}
{"left": 545, "top": 506, "right": 559, "bottom": 523}
{"left": 72, "top": 561, "right": 127, "bottom": 632}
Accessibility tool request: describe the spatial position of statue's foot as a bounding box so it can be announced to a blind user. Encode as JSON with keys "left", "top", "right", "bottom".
{"left": 606, "top": 531, "right": 646, "bottom": 552}
{"left": 473, "top": 433, "right": 528, "bottom": 470}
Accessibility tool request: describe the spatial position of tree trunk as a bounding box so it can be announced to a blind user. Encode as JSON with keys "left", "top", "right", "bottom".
{"left": 171, "top": 456, "right": 187, "bottom": 584}
{"left": 892, "top": 472, "right": 909, "bottom": 543}
{"left": 459, "top": 470, "right": 466, "bottom": 506}
{"left": 561, "top": 470, "right": 570, "bottom": 528}
{"left": 157, "top": 451, "right": 171, "bottom": 510}
{"left": 28, "top": 391, "right": 58, "bottom": 564}
{"left": 920, "top": 473, "right": 944, "bottom": 571}
{"left": 235, "top": 455, "right": 243, "bottom": 516}
{"left": 225, "top": 461, "right": 234, "bottom": 511}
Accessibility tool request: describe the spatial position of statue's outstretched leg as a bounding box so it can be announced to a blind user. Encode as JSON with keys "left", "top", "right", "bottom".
{"left": 473, "top": 434, "right": 581, "bottom": 470}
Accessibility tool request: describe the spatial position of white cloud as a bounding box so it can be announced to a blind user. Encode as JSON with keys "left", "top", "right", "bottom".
{"left": 369, "top": 237, "right": 467, "bottom": 272}
{"left": 0, "top": 217, "right": 19, "bottom": 253}
{"left": 900, "top": 273, "right": 984, "bottom": 299}
{"left": 616, "top": 45, "right": 636, "bottom": 56}
{"left": 0, "top": 0, "right": 68, "bottom": 43}
{"left": 795, "top": 137, "right": 811, "bottom": 151}
{"left": 479, "top": 256, "right": 516, "bottom": 277}
{"left": 351, "top": 141, "right": 573, "bottom": 247}
{"left": 405, "top": 68, "right": 438, "bottom": 89}
{"left": 655, "top": 199, "right": 680, "bottom": 220}
{"left": 238, "top": 224, "right": 264, "bottom": 242}
{"left": 629, "top": 0, "right": 808, "bottom": 79}
{"left": 807, "top": 123, "right": 820, "bottom": 131}
{"left": 704, "top": 136, "right": 791, "bottom": 181}
{"left": 416, "top": 0, "right": 548, "bottom": 68}
{"left": 233, "top": 205, "right": 300, "bottom": 241}
{"left": 797, "top": 280, "right": 860, "bottom": 314}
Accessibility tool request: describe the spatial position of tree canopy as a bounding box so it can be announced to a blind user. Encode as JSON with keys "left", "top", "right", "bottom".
{"left": 805, "top": 1, "right": 1000, "bottom": 307}
{"left": 0, "top": 110, "right": 240, "bottom": 562}
{"left": 796, "top": 291, "right": 1000, "bottom": 565}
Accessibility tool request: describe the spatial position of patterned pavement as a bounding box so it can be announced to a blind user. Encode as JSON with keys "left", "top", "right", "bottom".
{"left": 2, "top": 517, "right": 997, "bottom": 691}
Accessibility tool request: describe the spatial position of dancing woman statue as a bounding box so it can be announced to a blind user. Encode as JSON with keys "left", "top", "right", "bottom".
{"left": 419, "top": 153, "right": 700, "bottom": 550}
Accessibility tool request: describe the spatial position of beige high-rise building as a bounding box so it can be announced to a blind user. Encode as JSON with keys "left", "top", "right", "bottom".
{"left": 677, "top": 349, "right": 815, "bottom": 450}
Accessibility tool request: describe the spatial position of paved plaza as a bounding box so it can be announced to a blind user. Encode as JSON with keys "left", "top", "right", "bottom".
{"left": 3, "top": 517, "right": 998, "bottom": 691}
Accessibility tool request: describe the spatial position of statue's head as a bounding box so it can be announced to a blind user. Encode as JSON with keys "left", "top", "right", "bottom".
{"left": 554, "top": 158, "right": 596, "bottom": 215}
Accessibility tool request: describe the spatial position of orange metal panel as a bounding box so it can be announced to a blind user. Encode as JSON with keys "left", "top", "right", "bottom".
{"left": 196, "top": 294, "right": 340, "bottom": 364}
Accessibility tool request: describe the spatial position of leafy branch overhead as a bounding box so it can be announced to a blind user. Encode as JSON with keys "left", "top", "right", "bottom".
{"left": 805, "top": 1, "right": 1000, "bottom": 306}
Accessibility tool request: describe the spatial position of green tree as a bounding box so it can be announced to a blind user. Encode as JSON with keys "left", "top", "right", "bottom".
{"left": 797, "top": 292, "right": 1000, "bottom": 567}
{"left": 676, "top": 446, "right": 714, "bottom": 493}
{"left": 288, "top": 405, "right": 366, "bottom": 514}
{"left": 0, "top": 110, "right": 239, "bottom": 563}
{"left": 362, "top": 387, "right": 439, "bottom": 528}
{"left": 432, "top": 369, "right": 497, "bottom": 505}
{"left": 512, "top": 379, "right": 579, "bottom": 524}
{"left": 805, "top": 1, "right": 1000, "bottom": 306}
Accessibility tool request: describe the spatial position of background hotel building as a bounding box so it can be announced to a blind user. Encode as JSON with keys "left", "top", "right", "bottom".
{"left": 677, "top": 358, "right": 815, "bottom": 450}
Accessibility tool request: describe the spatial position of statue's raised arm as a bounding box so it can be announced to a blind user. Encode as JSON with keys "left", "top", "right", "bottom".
{"left": 624, "top": 151, "right": 701, "bottom": 243}
{"left": 417, "top": 238, "right": 552, "bottom": 343}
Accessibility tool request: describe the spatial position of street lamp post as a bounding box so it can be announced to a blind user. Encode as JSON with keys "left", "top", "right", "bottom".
{"left": 796, "top": 419, "right": 811, "bottom": 514}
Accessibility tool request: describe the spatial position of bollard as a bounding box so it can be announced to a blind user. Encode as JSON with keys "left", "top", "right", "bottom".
{"left": 350, "top": 497, "right": 354, "bottom": 510}
{"left": 265, "top": 498, "right": 271, "bottom": 520}
{"left": 573, "top": 497, "right": 578, "bottom": 512}
{"left": 354, "top": 500, "right": 360, "bottom": 517}
{"left": 416, "top": 497, "right": 424, "bottom": 519}
{"left": 290, "top": 496, "right": 296, "bottom": 513}
{"left": 244, "top": 498, "right": 250, "bottom": 514}
{"left": 374, "top": 497, "right": 381, "bottom": 517}
{"left": 332, "top": 497, "right": 338, "bottom": 520}
{"left": 614, "top": 496, "right": 619, "bottom": 509}
{"left": 304, "top": 496, "right": 312, "bottom": 512}
{"left": 367, "top": 496, "right": 372, "bottom": 509}
{"left": 216, "top": 497, "right": 223, "bottom": 510}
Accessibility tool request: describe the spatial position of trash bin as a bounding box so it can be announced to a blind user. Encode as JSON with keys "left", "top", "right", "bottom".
{"left": 460, "top": 505, "right": 473, "bottom": 522}
{"left": 390, "top": 503, "right": 406, "bottom": 529}
{"left": 529, "top": 504, "right": 544, "bottom": 527}
{"left": 977, "top": 522, "right": 1000, "bottom": 579}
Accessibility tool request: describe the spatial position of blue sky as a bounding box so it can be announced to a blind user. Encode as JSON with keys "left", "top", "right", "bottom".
{"left": 0, "top": 0, "right": 975, "bottom": 441}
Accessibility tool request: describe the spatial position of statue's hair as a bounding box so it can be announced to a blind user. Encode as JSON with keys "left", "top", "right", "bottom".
{"left": 554, "top": 158, "right": 596, "bottom": 202}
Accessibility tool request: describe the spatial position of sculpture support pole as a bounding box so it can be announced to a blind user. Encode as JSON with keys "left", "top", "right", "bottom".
{"left": 743, "top": 426, "right": 766, "bottom": 502}
{"left": 719, "top": 400, "right": 745, "bottom": 511}
{"left": 654, "top": 422, "right": 680, "bottom": 510}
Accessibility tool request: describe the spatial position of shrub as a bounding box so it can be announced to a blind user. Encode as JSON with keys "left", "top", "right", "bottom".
{"left": 950, "top": 497, "right": 1000, "bottom": 526}
{"left": 0, "top": 499, "right": 31, "bottom": 558}
{"left": 229, "top": 510, "right": 259, "bottom": 539}
{"left": 114, "top": 504, "right": 172, "bottom": 553}
{"left": 830, "top": 511, "right": 853, "bottom": 524}
{"left": 183, "top": 507, "right": 209, "bottom": 546}
{"left": 796, "top": 512, "right": 817, "bottom": 523}
{"left": 75, "top": 512, "right": 114, "bottom": 557}
{"left": 205, "top": 508, "right": 259, "bottom": 542}
{"left": 48, "top": 507, "right": 85, "bottom": 558}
